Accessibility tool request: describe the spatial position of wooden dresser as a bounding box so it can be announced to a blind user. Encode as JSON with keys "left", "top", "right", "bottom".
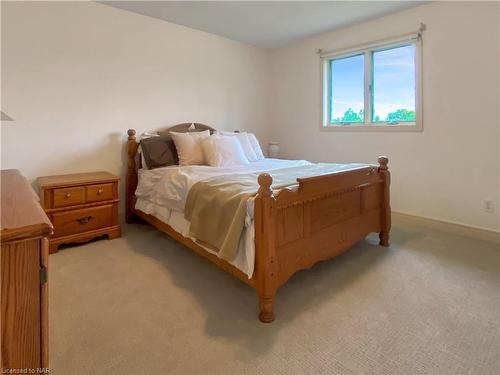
{"left": 37, "top": 171, "right": 121, "bottom": 254}
{"left": 1, "top": 169, "right": 53, "bottom": 371}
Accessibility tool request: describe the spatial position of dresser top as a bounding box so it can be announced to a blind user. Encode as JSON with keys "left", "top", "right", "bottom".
{"left": 37, "top": 171, "right": 118, "bottom": 188}
{"left": 1, "top": 169, "right": 53, "bottom": 242}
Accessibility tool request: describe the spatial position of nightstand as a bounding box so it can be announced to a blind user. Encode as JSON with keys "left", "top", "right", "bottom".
{"left": 37, "top": 171, "right": 121, "bottom": 254}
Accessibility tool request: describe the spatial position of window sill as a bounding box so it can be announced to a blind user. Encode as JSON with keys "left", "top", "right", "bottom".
{"left": 321, "top": 122, "right": 422, "bottom": 132}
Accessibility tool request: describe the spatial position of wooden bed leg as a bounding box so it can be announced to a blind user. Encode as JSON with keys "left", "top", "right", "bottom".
{"left": 378, "top": 156, "right": 391, "bottom": 247}
{"left": 126, "top": 129, "right": 139, "bottom": 224}
{"left": 379, "top": 231, "right": 389, "bottom": 247}
{"left": 255, "top": 173, "right": 279, "bottom": 323}
{"left": 258, "top": 293, "right": 276, "bottom": 323}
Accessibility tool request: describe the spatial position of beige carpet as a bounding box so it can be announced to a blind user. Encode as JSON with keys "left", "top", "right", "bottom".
{"left": 49, "top": 217, "right": 500, "bottom": 375}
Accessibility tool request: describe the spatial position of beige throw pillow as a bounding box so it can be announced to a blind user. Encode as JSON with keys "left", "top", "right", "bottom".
{"left": 170, "top": 130, "right": 210, "bottom": 166}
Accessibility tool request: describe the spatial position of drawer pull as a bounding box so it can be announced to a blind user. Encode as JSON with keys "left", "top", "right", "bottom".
{"left": 65, "top": 193, "right": 72, "bottom": 198}
{"left": 77, "top": 216, "right": 92, "bottom": 225}
{"left": 97, "top": 188, "right": 104, "bottom": 194}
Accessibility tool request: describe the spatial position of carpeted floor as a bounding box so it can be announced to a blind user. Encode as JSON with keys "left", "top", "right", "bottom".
{"left": 49, "top": 217, "right": 500, "bottom": 375}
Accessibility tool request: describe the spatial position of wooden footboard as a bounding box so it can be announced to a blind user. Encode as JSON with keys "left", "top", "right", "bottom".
{"left": 126, "top": 128, "right": 390, "bottom": 323}
{"left": 254, "top": 158, "right": 390, "bottom": 322}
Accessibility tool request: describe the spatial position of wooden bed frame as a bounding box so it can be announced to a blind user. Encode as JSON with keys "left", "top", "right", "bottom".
{"left": 125, "top": 125, "right": 391, "bottom": 323}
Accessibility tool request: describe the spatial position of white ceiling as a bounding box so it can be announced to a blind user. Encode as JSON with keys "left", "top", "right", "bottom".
{"left": 100, "top": 1, "right": 425, "bottom": 49}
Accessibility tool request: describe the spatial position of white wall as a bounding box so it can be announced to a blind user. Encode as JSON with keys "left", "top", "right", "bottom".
{"left": 1, "top": 1, "right": 271, "bottom": 208}
{"left": 497, "top": 3, "right": 500, "bottom": 233}
{"left": 270, "top": 2, "right": 500, "bottom": 232}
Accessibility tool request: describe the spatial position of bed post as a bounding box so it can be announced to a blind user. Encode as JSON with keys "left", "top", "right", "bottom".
{"left": 126, "top": 129, "right": 139, "bottom": 223}
{"left": 378, "top": 156, "right": 391, "bottom": 246}
{"left": 255, "top": 173, "right": 278, "bottom": 323}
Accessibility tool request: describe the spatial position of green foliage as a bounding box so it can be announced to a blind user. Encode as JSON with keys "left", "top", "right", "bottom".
{"left": 332, "top": 108, "right": 364, "bottom": 123}
{"left": 332, "top": 108, "right": 415, "bottom": 124}
{"left": 386, "top": 109, "right": 415, "bottom": 123}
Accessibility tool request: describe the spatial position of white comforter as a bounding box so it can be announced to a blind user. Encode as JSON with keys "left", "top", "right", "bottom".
{"left": 136, "top": 159, "right": 313, "bottom": 211}
{"left": 135, "top": 159, "right": 313, "bottom": 277}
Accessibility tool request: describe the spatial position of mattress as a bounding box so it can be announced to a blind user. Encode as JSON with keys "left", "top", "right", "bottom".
{"left": 135, "top": 158, "right": 313, "bottom": 277}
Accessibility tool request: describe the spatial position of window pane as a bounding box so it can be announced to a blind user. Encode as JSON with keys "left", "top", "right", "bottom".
{"left": 330, "top": 54, "right": 364, "bottom": 124}
{"left": 372, "top": 44, "right": 415, "bottom": 123}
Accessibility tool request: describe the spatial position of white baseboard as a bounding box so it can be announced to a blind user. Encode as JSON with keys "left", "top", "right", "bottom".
{"left": 392, "top": 211, "right": 500, "bottom": 245}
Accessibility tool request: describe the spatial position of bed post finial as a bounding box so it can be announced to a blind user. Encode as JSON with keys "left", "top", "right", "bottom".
{"left": 377, "top": 156, "right": 391, "bottom": 247}
{"left": 127, "top": 128, "right": 136, "bottom": 141}
{"left": 258, "top": 173, "right": 273, "bottom": 197}
{"left": 378, "top": 156, "right": 389, "bottom": 171}
{"left": 126, "top": 129, "right": 139, "bottom": 223}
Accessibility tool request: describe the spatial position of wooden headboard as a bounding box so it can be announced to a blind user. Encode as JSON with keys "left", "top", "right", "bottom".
{"left": 125, "top": 123, "right": 216, "bottom": 223}
{"left": 162, "top": 122, "right": 216, "bottom": 134}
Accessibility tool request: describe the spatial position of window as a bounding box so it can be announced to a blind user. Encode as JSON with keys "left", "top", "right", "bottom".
{"left": 330, "top": 54, "right": 365, "bottom": 124}
{"left": 322, "top": 36, "right": 422, "bottom": 130}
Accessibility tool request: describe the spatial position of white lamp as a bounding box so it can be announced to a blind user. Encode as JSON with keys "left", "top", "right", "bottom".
{"left": 268, "top": 142, "right": 280, "bottom": 158}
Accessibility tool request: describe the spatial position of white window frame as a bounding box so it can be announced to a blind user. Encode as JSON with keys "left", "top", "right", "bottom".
{"left": 321, "top": 33, "right": 423, "bottom": 132}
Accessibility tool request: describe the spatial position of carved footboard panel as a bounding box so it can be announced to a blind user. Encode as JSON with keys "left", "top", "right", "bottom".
{"left": 254, "top": 158, "right": 390, "bottom": 322}
{"left": 275, "top": 173, "right": 384, "bottom": 287}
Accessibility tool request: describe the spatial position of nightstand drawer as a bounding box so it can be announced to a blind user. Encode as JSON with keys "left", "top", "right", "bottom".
{"left": 51, "top": 204, "right": 114, "bottom": 237}
{"left": 53, "top": 187, "right": 85, "bottom": 208}
{"left": 86, "top": 183, "right": 114, "bottom": 203}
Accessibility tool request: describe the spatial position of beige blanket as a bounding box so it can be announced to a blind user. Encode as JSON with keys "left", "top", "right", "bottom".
{"left": 184, "top": 163, "right": 366, "bottom": 261}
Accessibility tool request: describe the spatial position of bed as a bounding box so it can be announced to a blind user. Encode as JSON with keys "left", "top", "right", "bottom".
{"left": 125, "top": 124, "right": 391, "bottom": 323}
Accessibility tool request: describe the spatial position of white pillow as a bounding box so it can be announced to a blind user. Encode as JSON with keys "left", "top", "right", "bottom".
{"left": 200, "top": 137, "right": 217, "bottom": 167}
{"left": 170, "top": 130, "right": 210, "bottom": 166}
{"left": 216, "top": 131, "right": 258, "bottom": 162}
{"left": 247, "top": 133, "right": 265, "bottom": 160}
{"left": 201, "top": 135, "right": 250, "bottom": 167}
